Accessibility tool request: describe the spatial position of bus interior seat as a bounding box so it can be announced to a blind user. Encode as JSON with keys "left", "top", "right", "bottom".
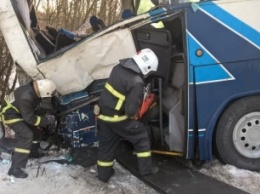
{"left": 163, "top": 60, "right": 185, "bottom": 152}
{"left": 162, "top": 61, "right": 184, "bottom": 114}
{"left": 54, "top": 29, "right": 76, "bottom": 51}
{"left": 132, "top": 27, "right": 172, "bottom": 87}
{"left": 34, "top": 28, "right": 56, "bottom": 55}
{"left": 46, "top": 25, "right": 59, "bottom": 39}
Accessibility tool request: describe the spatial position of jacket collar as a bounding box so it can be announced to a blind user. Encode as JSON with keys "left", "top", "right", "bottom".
{"left": 29, "top": 81, "right": 40, "bottom": 100}
{"left": 119, "top": 58, "right": 141, "bottom": 74}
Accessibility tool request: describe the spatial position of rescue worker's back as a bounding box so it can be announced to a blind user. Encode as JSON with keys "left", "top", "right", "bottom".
{"left": 0, "top": 79, "right": 56, "bottom": 178}
{"left": 99, "top": 59, "right": 144, "bottom": 119}
{"left": 97, "top": 48, "right": 159, "bottom": 182}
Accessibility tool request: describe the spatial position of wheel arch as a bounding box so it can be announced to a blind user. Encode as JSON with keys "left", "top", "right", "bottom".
{"left": 203, "top": 92, "right": 260, "bottom": 161}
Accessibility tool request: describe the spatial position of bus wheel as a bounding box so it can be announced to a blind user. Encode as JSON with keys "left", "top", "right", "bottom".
{"left": 216, "top": 96, "right": 260, "bottom": 171}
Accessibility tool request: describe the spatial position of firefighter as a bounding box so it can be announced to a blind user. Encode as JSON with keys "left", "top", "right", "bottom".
{"left": 96, "top": 48, "right": 159, "bottom": 183}
{"left": 0, "top": 79, "right": 56, "bottom": 178}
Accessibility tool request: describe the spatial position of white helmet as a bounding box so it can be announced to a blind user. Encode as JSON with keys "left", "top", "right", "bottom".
{"left": 36, "top": 79, "right": 56, "bottom": 98}
{"left": 132, "top": 48, "right": 158, "bottom": 76}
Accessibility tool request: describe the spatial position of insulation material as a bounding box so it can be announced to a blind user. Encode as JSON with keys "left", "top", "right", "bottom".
{"left": 38, "top": 29, "right": 136, "bottom": 95}
{"left": 0, "top": 0, "right": 40, "bottom": 79}
{"left": 17, "top": 0, "right": 31, "bottom": 32}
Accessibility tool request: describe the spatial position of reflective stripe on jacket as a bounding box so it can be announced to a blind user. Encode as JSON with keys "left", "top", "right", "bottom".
{"left": 136, "top": 151, "right": 151, "bottom": 158}
{"left": 97, "top": 82, "right": 128, "bottom": 122}
{"left": 97, "top": 114, "right": 128, "bottom": 122}
{"left": 0, "top": 81, "right": 49, "bottom": 127}
{"left": 97, "top": 160, "right": 114, "bottom": 167}
{"left": 104, "top": 83, "right": 125, "bottom": 111}
{"left": 0, "top": 99, "right": 24, "bottom": 125}
{"left": 14, "top": 147, "right": 30, "bottom": 154}
{"left": 98, "top": 58, "right": 144, "bottom": 122}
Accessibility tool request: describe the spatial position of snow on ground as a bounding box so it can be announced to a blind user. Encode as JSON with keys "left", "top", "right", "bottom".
{"left": 0, "top": 150, "right": 259, "bottom": 194}
{"left": 199, "top": 159, "right": 260, "bottom": 194}
{"left": 0, "top": 150, "right": 158, "bottom": 194}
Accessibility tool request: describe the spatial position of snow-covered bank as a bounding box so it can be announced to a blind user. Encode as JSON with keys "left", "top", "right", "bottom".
{"left": 200, "top": 160, "right": 260, "bottom": 194}
{"left": 0, "top": 152, "right": 259, "bottom": 194}
{"left": 0, "top": 157, "right": 158, "bottom": 194}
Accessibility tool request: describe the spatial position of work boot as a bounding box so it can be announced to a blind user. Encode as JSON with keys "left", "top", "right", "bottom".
{"left": 8, "top": 167, "right": 28, "bottom": 178}
{"left": 98, "top": 168, "right": 115, "bottom": 183}
{"left": 29, "top": 143, "right": 45, "bottom": 158}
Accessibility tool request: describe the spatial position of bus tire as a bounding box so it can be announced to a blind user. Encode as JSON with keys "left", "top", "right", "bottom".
{"left": 216, "top": 95, "right": 260, "bottom": 171}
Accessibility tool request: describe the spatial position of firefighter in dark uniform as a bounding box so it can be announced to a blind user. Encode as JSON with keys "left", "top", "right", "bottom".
{"left": 96, "top": 48, "right": 159, "bottom": 182}
{"left": 0, "top": 79, "right": 56, "bottom": 178}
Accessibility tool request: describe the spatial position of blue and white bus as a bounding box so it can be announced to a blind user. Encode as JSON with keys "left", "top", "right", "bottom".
{"left": 0, "top": 0, "right": 259, "bottom": 171}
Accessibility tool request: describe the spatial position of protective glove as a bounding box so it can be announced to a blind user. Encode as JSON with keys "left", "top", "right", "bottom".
{"left": 45, "top": 114, "right": 56, "bottom": 125}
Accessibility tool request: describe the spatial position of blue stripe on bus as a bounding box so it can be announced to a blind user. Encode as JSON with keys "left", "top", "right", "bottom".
{"left": 194, "top": 65, "right": 232, "bottom": 84}
{"left": 187, "top": 5, "right": 260, "bottom": 74}
{"left": 201, "top": 2, "right": 260, "bottom": 48}
{"left": 188, "top": 34, "right": 216, "bottom": 66}
{"left": 148, "top": 8, "right": 166, "bottom": 16}
{"left": 188, "top": 34, "right": 233, "bottom": 83}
